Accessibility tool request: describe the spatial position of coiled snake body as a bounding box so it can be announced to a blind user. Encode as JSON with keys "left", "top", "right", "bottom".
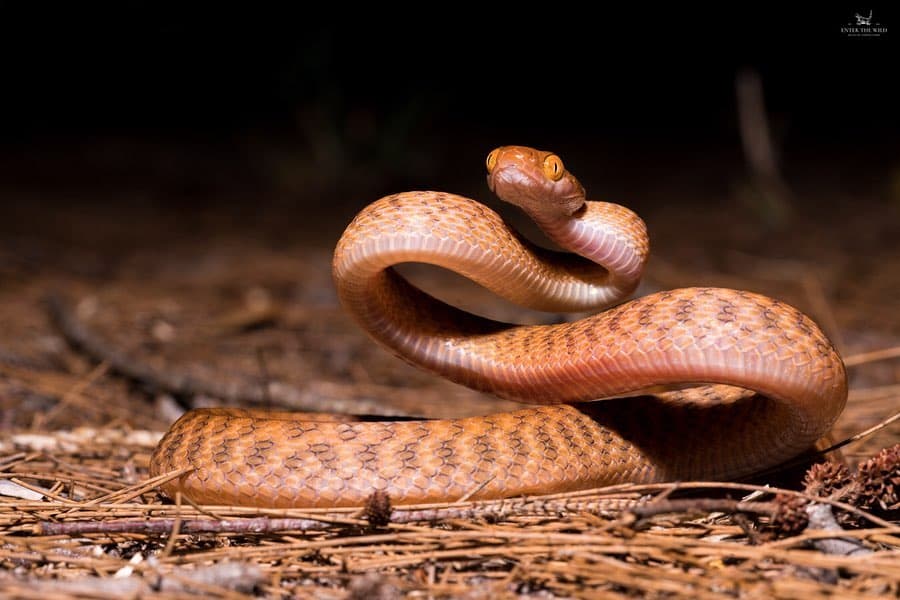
{"left": 151, "top": 146, "right": 847, "bottom": 508}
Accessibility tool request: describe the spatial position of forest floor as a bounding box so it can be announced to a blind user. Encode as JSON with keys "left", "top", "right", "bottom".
{"left": 1, "top": 138, "right": 898, "bottom": 598}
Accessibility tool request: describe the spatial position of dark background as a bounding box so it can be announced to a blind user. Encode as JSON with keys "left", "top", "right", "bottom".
{"left": 0, "top": 5, "right": 896, "bottom": 220}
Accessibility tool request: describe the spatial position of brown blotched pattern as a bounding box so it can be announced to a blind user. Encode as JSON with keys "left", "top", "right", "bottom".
{"left": 153, "top": 406, "right": 645, "bottom": 507}
{"left": 151, "top": 146, "right": 847, "bottom": 508}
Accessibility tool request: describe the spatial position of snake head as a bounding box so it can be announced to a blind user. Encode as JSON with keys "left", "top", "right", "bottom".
{"left": 486, "top": 146, "right": 586, "bottom": 217}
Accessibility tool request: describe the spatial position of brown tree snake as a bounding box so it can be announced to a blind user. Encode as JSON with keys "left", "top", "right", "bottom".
{"left": 150, "top": 146, "right": 847, "bottom": 508}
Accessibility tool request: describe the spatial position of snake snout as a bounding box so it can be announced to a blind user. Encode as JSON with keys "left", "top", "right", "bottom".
{"left": 490, "top": 163, "right": 585, "bottom": 218}
{"left": 489, "top": 164, "right": 538, "bottom": 205}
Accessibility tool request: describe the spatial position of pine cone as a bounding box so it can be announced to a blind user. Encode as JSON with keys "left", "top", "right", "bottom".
{"left": 364, "top": 490, "right": 393, "bottom": 527}
{"left": 855, "top": 444, "right": 900, "bottom": 513}
{"left": 770, "top": 493, "right": 809, "bottom": 536}
{"left": 803, "top": 461, "right": 854, "bottom": 501}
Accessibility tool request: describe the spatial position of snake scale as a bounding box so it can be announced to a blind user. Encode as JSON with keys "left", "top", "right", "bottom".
{"left": 150, "top": 146, "right": 847, "bottom": 508}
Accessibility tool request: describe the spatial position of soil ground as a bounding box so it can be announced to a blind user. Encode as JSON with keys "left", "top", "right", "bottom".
{"left": 1, "top": 138, "right": 898, "bottom": 598}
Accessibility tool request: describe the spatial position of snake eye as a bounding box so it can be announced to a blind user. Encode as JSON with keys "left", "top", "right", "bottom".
{"left": 542, "top": 154, "right": 564, "bottom": 181}
{"left": 486, "top": 149, "right": 499, "bottom": 173}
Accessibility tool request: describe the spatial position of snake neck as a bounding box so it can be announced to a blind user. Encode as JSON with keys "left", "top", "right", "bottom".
{"left": 333, "top": 193, "right": 647, "bottom": 313}
{"left": 523, "top": 200, "right": 649, "bottom": 298}
{"left": 331, "top": 192, "right": 653, "bottom": 399}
